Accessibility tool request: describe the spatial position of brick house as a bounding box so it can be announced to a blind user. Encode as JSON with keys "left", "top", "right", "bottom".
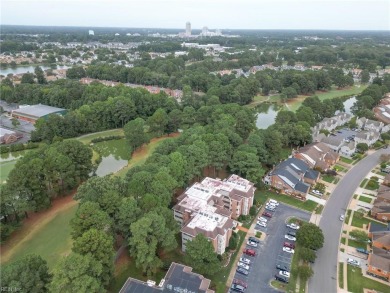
{"left": 263, "top": 158, "right": 320, "bottom": 200}
{"left": 293, "top": 142, "right": 339, "bottom": 171}
{"left": 367, "top": 247, "right": 390, "bottom": 282}
{"left": 384, "top": 174, "right": 390, "bottom": 186}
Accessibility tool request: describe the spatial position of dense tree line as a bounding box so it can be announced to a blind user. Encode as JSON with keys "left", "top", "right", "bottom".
{"left": 0, "top": 140, "right": 93, "bottom": 240}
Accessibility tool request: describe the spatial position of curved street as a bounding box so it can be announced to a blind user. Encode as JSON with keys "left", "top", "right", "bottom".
{"left": 308, "top": 149, "right": 390, "bottom": 293}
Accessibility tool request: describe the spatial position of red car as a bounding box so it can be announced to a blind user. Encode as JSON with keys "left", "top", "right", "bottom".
{"left": 262, "top": 212, "right": 272, "bottom": 218}
{"left": 243, "top": 248, "right": 256, "bottom": 256}
{"left": 233, "top": 278, "right": 248, "bottom": 288}
{"left": 284, "top": 241, "right": 295, "bottom": 249}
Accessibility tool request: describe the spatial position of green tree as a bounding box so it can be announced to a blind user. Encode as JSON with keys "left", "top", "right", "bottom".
{"left": 147, "top": 108, "right": 169, "bottom": 136}
{"left": 21, "top": 72, "right": 35, "bottom": 84}
{"left": 11, "top": 118, "right": 20, "bottom": 128}
{"left": 2, "top": 254, "right": 52, "bottom": 293}
{"left": 70, "top": 202, "right": 112, "bottom": 239}
{"left": 50, "top": 253, "right": 104, "bottom": 293}
{"left": 297, "top": 264, "right": 314, "bottom": 282}
{"left": 228, "top": 233, "right": 238, "bottom": 250}
{"left": 185, "top": 234, "right": 220, "bottom": 275}
{"left": 349, "top": 229, "right": 369, "bottom": 243}
{"left": 35, "top": 66, "right": 47, "bottom": 84}
{"left": 129, "top": 212, "right": 177, "bottom": 277}
{"left": 124, "top": 118, "right": 149, "bottom": 152}
{"left": 361, "top": 70, "right": 370, "bottom": 84}
{"left": 66, "top": 66, "right": 87, "bottom": 79}
{"left": 299, "top": 247, "right": 317, "bottom": 263}
{"left": 296, "top": 223, "right": 324, "bottom": 250}
{"left": 114, "top": 197, "right": 140, "bottom": 237}
{"left": 356, "top": 143, "right": 369, "bottom": 153}
{"left": 72, "top": 229, "right": 115, "bottom": 286}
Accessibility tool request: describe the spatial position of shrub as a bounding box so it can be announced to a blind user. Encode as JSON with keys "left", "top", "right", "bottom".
{"left": 249, "top": 206, "right": 257, "bottom": 216}
{"left": 229, "top": 233, "right": 238, "bottom": 250}
{"left": 90, "top": 135, "right": 125, "bottom": 143}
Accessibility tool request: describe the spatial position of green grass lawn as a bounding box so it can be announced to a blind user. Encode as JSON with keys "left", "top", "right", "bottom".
{"left": 347, "top": 265, "right": 390, "bottom": 293}
{"left": 351, "top": 214, "right": 371, "bottom": 228}
{"left": 271, "top": 280, "right": 288, "bottom": 291}
{"left": 341, "top": 237, "right": 346, "bottom": 245}
{"left": 285, "top": 245, "right": 301, "bottom": 292}
{"left": 76, "top": 129, "right": 124, "bottom": 144}
{"left": 334, "top": 165, "right": 347, "bottom": 172}
{"left": 359, "top": 179, "right": 368, "bottom": 188}
{"left": 0, "top": 160, "right": 17, "bottom": 184}
{"left": 365, "top": 179, "right": 380, "bottom": 191}
{"left": 348, "top": 239, "right": 366, "bottom": 249}
{"left": 340, "top": 157, "right": 354, "bottom": 164}
{"left": 315, "top": 204, "right": 324, "bottom": 215}
{"left": 339, "top": 262, "right": 344, "bottom": 289}
{"left": 358, "top": 196, "right": 373, "bottom": 204}
{"left": 345, "top": 210, "right": 352, "bottom": 224}
{"left": 255, "top": 190, "right": 318, "bottom": 212}
{"left": 2, "top": 204, "right": 78, "bottom": 270}
{"left": 322, "top": 174, "right": 336, "bottom": 183}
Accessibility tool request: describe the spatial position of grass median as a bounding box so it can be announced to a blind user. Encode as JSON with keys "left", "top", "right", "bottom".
{"left": 255, "top": 190, "right": 317, "bottom": 212}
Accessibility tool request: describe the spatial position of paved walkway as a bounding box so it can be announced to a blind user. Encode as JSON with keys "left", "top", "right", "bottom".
{"left": 306, "top": 194, "right": 326, "bottom": 205}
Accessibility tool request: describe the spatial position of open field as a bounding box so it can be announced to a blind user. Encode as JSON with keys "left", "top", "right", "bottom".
{"left": 76, "top": 128, "right": 124, "bottom": 144}
{"left": 0, "top": 194, "right": 78, "bottom": 270}
{"left": 0, "top": 160, "right": 17, "bottom": 184}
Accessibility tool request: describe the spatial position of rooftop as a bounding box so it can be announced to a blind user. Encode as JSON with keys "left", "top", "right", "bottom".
{"left": 0, "top": 127, "right": 15, "bottom": 137}
{"left": 186, "top": 210, "right": 228, "bottom": 232}
{"left": 12, "top": 104, "right": 66, "bottom": 118}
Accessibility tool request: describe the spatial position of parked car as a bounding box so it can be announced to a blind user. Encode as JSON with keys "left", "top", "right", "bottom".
{"left": 231, "top": 284, "right": 246, "bottom": 292}
{"left": 286, "top": 223, "right": 300, "bottom": 230}
{"left": 356, "top": 248, "right": 369, "bottom": 255}
{"left": 265, "top": 206, "right": 275, "bottom": 212}
{"left": 285, "top": 235, "right": 296, "bottom": 241}
{"left": 340, "top": 214, "right": 345, "bottom": 221}
{"left": 262, "top": 212, "right": 272, "bottom": 218}
{"left": 239, "top": 257, "right": 251, "bottom": 265}
{"left": 247, "top": 240, "right": 258, "bottom": 248}
{"left": 258, "top": 216, "right": 268, "bottom": 223}
{"left": 236, "top": 267, "right": 249, "bottom": 276}
{"left": 248, "top": 236, "right": 260, "bottom": 243}
{"left": 275, "top": 275, "right": 289, "bottom": 283}
{"left": 276, "top": 263, "right": 290, "bottom": 272}
{"left": 237, "top": 262, "right": 250, "bottom": 270}
{"left": 233, "top": 279, "right": 248, "bottom": 288}
{"left": 243, "top": 248, "right": 256, "bottom": 256}
{"left": 347, "top": 258, "right": 360, "bottom": 267}
{"left": 287, "top": 230, "right": 296, "bottom": 237}
{"left": 283, "top": 247, "right": 295, "bottom": 254}
{"left": 279, "top": 270, "right": 290, "bottom": 278}
{"left": 311, "top": 190, "right": 323, "bottom": 196}
{"left": 269, "top": 199, "right": 279, "bottom": 206}
{"left": 284, "top": 242, "right": 295, "bottom": 249}
{"left": 256, "top": 221, "right": 267, "bottom": 228}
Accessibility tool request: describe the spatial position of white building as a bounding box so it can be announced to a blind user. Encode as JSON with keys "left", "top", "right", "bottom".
{"left": 88, "top": 30, "right": 94, "bottom": 36}
{"left": 185, "top": 22, "right": 191, "bottom": 36}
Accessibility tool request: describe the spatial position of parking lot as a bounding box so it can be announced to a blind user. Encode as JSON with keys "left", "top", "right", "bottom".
{"left": 230, "top": 203, "right": 311, "bottom": 293}
{"left": 331, "top": 128, "right": 359, "bottom": 141}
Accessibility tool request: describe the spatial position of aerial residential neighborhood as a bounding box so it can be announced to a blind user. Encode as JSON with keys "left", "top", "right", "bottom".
{"left": 1, "top": 1, "right": 390, "bottom": 293}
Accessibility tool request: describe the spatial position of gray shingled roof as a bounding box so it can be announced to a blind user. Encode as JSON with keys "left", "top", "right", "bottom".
{"left": 12, "top": 104, "right": 66, "bottom": 118}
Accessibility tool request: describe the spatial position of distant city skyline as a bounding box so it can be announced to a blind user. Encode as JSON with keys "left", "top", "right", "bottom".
{"left": 1, "top": 0, "right": 389, "bottom": 31}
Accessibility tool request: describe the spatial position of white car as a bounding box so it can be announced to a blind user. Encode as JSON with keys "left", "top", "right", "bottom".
{"left": 340, "top": 214, "right": 345, "bottom": 221}
{"left": 283, "top": 247, "right": 295, "bottom": 254}
{"left": 269, "top": 199, "right": 279, "bottom": 206}
{"left": 239, "top": 257, "right": 251, "bottom": 265}
{"left": 237, "top": 262, "right": 250, "bottom": 270}
{"left": 279, "top": 270, "right": 290, "bottom": 278}
{"left": 284, "top": 235, "right": 296, "bottom": 241}
{"left": 247, "top": 240, "right": 258, "bottom": 248}
{"left": 257, "top": 221, "right": 267, "bottom": 228}
{"left": 287, "top": 223, "right": 300, "bottom": 230}
{"left": 258, "top": 216, "right": 268, "bottom": 223}
{"left": 311, "top": 190, "right": 323, "bottom": 196}
{"left": 347, "top": 258, "right": 360, "bottom": 267}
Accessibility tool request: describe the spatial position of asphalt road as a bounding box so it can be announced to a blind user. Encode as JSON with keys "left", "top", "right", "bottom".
{"left": 231, "top": 203, "right": 310, "bottom": 293}
{"left": 308, "top": 149, "right": 390, "bottom": 293}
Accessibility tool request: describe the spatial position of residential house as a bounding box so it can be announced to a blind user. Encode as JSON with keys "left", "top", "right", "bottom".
{"left": 321, "top": 136, "right": 344, "bottom": 152}
{"left": 371, "top": 200, "right": 390, "bottom": 222}
{"left": 263, "top": 158, "right": 320, "bottom": 200}
{"left": 339, "top": 141, "right": 356, "bottom": 158}
{"left": 378, "top": 185, "right": 390, "bottom": 203}
{"left": 367, "top": 247, "right": 390, "bottom": 282}
{"left": 368, "top": 222, "right": 390, "bottom": 239}
{"left": 357, "top": 117, "right": 384, "bottom": 132}
{"left": 384, "top": 174, "right": 390, "bottom": 186}
{"left": 354, "top": 130, "right": 380, "bottom": 147}
{"left": 374, "top": 97, "right": 390, "bottom": 125}
{"left": 0, "top": 128, "right": 22, "bottom": 144}
{"left": 173, "top": 175, "right": 255, "bottom": 254}
{"left": 119, "top": 262, "right": 214, "bottom": 293}
{"left": 293, "top": 142, "right": 339, "bottom": 171}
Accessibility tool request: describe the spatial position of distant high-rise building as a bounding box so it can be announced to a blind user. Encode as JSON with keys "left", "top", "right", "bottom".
{"left": 185, "top": 22, "right": 191, "bottom": 36}
{"left": 88, "top": 30, "right": 94, "bottom": 36}
{"left": 202, "top": 26, "right": 208, "bottom": 34}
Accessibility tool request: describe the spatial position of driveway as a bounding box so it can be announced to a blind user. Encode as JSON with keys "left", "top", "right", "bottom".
{"left": 231, "top": 203, "right": 310, "bottom": 293}
{"left": 308, "top": 149, "right": 390, "bottom": 293}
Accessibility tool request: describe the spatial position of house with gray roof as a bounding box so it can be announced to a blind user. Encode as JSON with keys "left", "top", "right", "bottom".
{"left": 119, "top": 262, "right": 214, "bottom": 293}
{"left": 339, "top": 141, "right": 356, "bottom": 158}
{"left": 354, "top": 130, "right": 380, "bottom": 146}
{"left": 321, "top": 136, "right": 344, "bottom": 152}
{"left": 293, "top": 142, "right": 339, "bottom": 171}
{"left": 357, "top": 117, "right": 384, "bottom": 132}
{"left": 11, "top": 104, "right": 66, "bottom": 124}
{"left": 264, "top": 158, "right": 320, "bottom": 200}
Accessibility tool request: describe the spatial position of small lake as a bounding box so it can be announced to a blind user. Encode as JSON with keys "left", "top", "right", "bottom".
{"left": 0, "top": 65, "right": 69, "bottom": 76}
{"left": 93, "top": 139, "right": 131, "bottom": 177}
{"left": 255, "top": 103, "right": 281, "bottom": 129}
{"left": 343, "top": 96, "right": 356, "bottom": 115}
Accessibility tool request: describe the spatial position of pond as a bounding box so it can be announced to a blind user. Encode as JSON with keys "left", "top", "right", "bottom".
{"left": 0, "top": 65, "right": 69, "bottom": 76}
{"left": 93, "top": 139, "right": 131, "bottom": 177}
{"left": 255, "top": 103, "right": 281, "bottom": 129}
{"left": 343, "top": 96, "right": 356, "bottom": 115}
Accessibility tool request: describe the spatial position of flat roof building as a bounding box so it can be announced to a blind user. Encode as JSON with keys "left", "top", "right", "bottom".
{"left": 11, "top": 104, "right": 67, "bottom": 124}
{"left": 119, "top": 262, "right": 214, "bottom": 293}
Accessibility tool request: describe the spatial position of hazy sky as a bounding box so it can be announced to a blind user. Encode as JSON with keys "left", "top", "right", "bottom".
{"left": 1, "top": 0, "right": 389, "bottom": 30}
